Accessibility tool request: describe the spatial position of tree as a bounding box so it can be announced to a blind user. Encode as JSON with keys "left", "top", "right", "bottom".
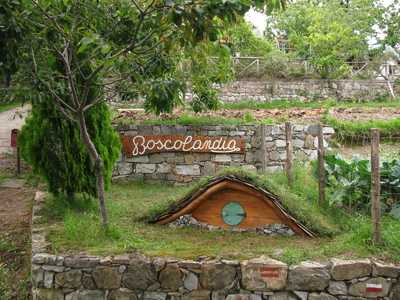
{"left": 0, "top": 0, "right": 26, "bottom": 90}
{"left": 268, "top": 0, "right": 383, "bottom": 79}
{"left": 27, "top": 0, "right": 284, "bottom": 228}
{"left": 19, "top": 97, "right": 120, "bottom": 200}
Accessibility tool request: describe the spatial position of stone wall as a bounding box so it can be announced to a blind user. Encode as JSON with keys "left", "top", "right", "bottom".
{"left": 31, "top": 193, "right": 400, "bottom": 300}
{"left": 210, "top": 80, "right": 395, "bottom": 102}
{"left": 114, "top": 124, "right": 334, "bottom": 183}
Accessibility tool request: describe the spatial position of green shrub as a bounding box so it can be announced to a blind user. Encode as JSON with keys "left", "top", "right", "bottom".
{"left": 19, "top": 99, "right": 120, "bottom": 200}
{"left": 324, "top": 154, "right": 400, "bottom": 216}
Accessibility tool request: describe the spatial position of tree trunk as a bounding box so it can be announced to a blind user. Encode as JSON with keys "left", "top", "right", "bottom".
{"left": 77, "top": 112, "right": 108, "bottom": 228}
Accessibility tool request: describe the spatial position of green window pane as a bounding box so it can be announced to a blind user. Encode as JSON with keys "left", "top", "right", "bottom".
{"left": 222, "top": 202, "right": 246, "bottom": 226}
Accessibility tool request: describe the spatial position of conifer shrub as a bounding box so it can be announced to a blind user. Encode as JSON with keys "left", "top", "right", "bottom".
{"left": 19, "top": 99, "right": 120, "bottom": 200}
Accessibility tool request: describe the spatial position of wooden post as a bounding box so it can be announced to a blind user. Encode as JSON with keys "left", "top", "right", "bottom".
{"left": 371, "top": 128, "right": 381, "bottom": 245}
{"left": 318, "top": 123, "right": 325, "bottom": 205}
{"left": 285, "top": 122, "right": 293, "bottom": 186}
{"left": 260, "top": 124, "right": 267, "bottom": 173}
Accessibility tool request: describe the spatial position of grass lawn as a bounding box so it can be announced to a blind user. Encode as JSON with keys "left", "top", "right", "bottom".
{"left": 43, "top": 169, "right": 400, "bottom": 264}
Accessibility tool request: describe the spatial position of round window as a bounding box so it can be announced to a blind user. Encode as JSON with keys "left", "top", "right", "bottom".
{"left": 221, "top": 202, "right": 246, "bottom": 226}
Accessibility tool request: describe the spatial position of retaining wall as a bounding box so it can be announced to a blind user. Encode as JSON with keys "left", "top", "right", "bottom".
{"left": 210, "top": 80, "right": 394, "bottom": 102}
{"left": 114, "top": 124, "right": 334, "bottom": 183}
{"left": 31, "top": 192, "right": 400, "bottom": 300}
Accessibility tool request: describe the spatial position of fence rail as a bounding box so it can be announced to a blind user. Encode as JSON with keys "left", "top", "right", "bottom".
{"left": 211, "top": 56, "right": 400, "bottom": 80}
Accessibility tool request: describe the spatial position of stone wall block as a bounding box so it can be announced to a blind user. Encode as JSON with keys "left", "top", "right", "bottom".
{"left": 226, "top": 294, "right": 262, "bottom": 300}
{"left": 175, "top": 165, "right": 201, "bottom": 176}
{"left": 33, "top": 288, "right": 64, "bottom": 300}
{"left": 136, "top": 164, "right": 156, "bottom": 174}
{"left": 108, "top": 288, "right": 139, "bottom": 300}
{"left": 331, "top": 259, "right": 371, "bottom": 281}
{"left": 199, "top": 262, "right": 237, "bottom": 290}
{"left": 92, "top": 266, "right": 121, "bottom": 289}
{"left": 309, "top": 292, "right": 338, "bottom": 300}
{"left": 182, "top": 290, "right": 211, "bottom": 300}
{"left": 122, "top": 259, "right": 157, "bottom": 290}
{"left": 241, "top": 256, "right": 288, "bottom": 291}
{"left": 348, "top": 277, "right": 391, "bottom": 298}
{"left": 328, "top": 281, "right": 347, "bottom": 295}
{"left": 269, "top": 291, "right": 298, "bottom": 300}
{"left": 288, "top": 261, "right": 330, "bottom": 291}
{"left": 372, "top": 261, "right": 400, "bottom": 278}
{"left": 159, "top": 264, "right": 184, "bottom": 291}
{"left": 54, "top": 270, "right": 82, "bottom": 289}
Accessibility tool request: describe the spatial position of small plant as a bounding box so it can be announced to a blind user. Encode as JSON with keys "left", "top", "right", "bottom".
{"left": 324, "top": 154, "right": 400, "bottom": 217}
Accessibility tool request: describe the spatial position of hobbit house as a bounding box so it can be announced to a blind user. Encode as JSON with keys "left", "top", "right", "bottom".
{"left": 151, "top": 175, "right": 315, "bottom": 237}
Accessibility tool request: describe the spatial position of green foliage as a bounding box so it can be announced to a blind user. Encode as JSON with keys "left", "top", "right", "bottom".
{"left": 19, "top": 99, "right": 120, "bottom": 199}
{"left": 0, "top": 0, "right": 28, "bottom": 88}
{"left": 324, "top": 154, "right": 400, "bottom": 216}
{"left": 324, "top": 114, "right": 400, "bottom": 144}
{"left": 144, "top": 79, "right": 185, "bottom": 115}
{"left": 223, "top": 19, "right": 274, "bottom": 57}
{"left": 269, "top": 0, "right": 383, "bottom": 79}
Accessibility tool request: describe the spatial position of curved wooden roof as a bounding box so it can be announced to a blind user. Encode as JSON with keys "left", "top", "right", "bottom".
{"left": 150, "top": 175, "right": 315, "bottom": 237}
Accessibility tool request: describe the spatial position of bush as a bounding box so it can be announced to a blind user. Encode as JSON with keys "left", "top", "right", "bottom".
{"left": 19, "top": 99, "right": 120, "bottom": 200}
{"left": 324, "top": 154, "right": 400, "bottom": 217}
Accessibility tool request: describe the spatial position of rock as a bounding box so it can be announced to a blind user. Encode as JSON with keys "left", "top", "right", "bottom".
{"left": 331, "top": 259, "right": 371, "bottom": 280}
{"left": 118, "top": 162, "right": 133, "bottom": 175}
{"left": 304, "top": 135, "right": 315, "bottom": 149}
{"left": 372, "top": 261, "right": 400, "bottom": 278}
{"left": 199, "top": 262, "right": 237, "bottom": 290}
{"left": 92, "top": 266, "right": 121, "bottom": 289}
{"left": 323, "top": 127, "right": 335, "bottom": 135}
{"left": 127, "top": 155, "right": 150, "bottom": 163}
{"left": 143, "top": 292, "right": 167, "bottom": 300}
{"left": 275, "top": 140, "right": 286, "bottom": 148}
{"left": 43, "top": 271, "right": 54, "bottom": 288}
{"left": 309, "top": 292, "right": 338, "bottom": 300}
{"left": 288, "top": 261, "right": 330, "bottom": 291}
{"left": 269, "top": 291, "right": 298, "bottom": 300}
{"left": 348, "top": 277, "right": 391, "bottom": 298}
{"left": 76, "top": 290, "right": 106, "bottom": 300}
{"left": 182, "top": 290, "right": 211, "bottom": 300}
{"left": 293, "top": 291, "right": 308, "bottom": 300}
{"left": 82, "top": 274, "right": 96, "bottom": 290}
{"left": 159, "top": 264, "right": 183, "bottom": 291}
{"left": 175, "top": 165, "right": 201, "bottom": 176}
{"left": 54, "top": 270, "right": 82, "bottom": 289}
{"left": 184, "top": 271, "right": 199, "bottom": 291}
{"left": 33, "top": 288, "right": 64, "bottom": 300}
{"left": 122, "top": 258, "right": 157, "bottom": 290}
{"left": 32, "top": 267, "right": 44, "bottom": 288}
{"left": 391, "top": 282, "right": 400, "bottom": 300}
{"left": 157, "top": 163, "right": 171, "bottom": 173}
{"left": 213, "top": 154, "right": 232, "bottom": 162}
{"left": 226, "top": 294, "right": 262, "bottom": 300}
{"left": 136, "top": 163, "right": 156, "bottom": 174}
{"left": 108, "top": 289, "right": 138, "bottom": 300}
{"left": 307, "top": 125, "right": 320, "bottom": 136}
{"left": 328, "top": 281, "right": 347, "bottom": 295}
{"left": 241, "top": 256, "right": 288, "bottom": 291}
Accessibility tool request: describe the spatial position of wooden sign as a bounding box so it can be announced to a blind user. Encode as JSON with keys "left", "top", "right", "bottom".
{"left": 122, "top": 135, "right": 245, "bottom": 157}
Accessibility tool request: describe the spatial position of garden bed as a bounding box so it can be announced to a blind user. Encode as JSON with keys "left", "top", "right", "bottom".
{"left": 41, "top": 168, "right": 400, "bottom": 264}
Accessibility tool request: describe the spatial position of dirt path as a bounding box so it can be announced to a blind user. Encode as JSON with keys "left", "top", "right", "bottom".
{"left": 0, "top": 104, "right": 30, "bottom": 155}
{"left": 0, "top": 179, "right": 34, "bottom": 299}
